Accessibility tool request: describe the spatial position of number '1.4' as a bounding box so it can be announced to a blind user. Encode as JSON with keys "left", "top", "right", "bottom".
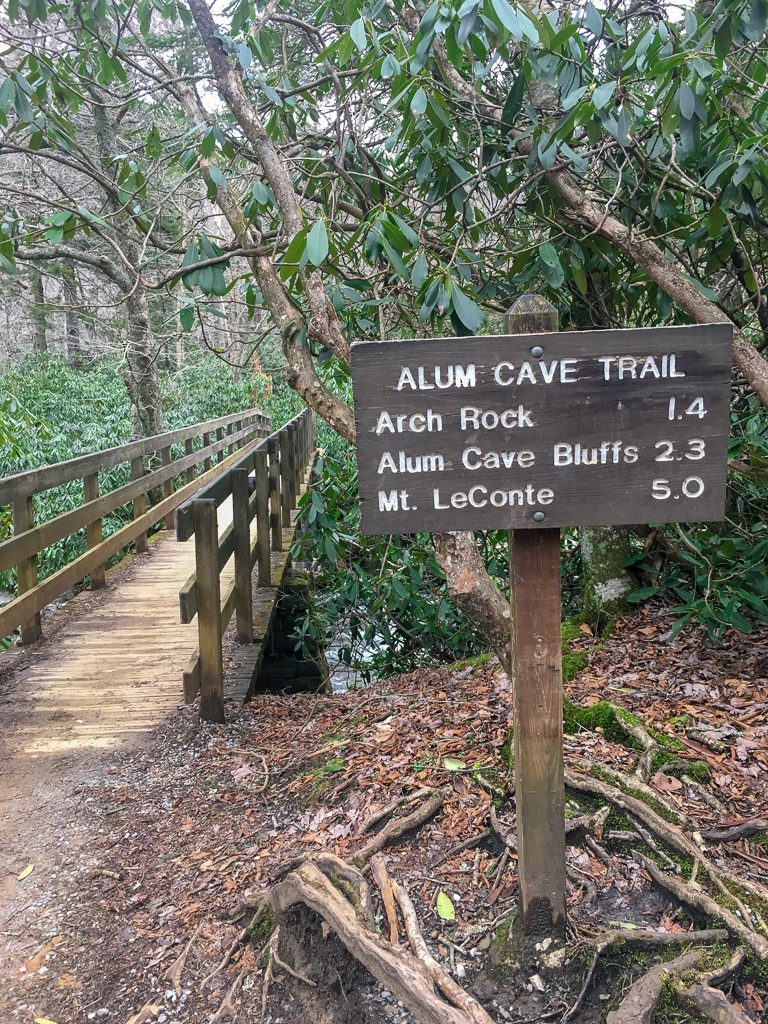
{"left": 668, "top": 396, "right": 707, "bottom": 420}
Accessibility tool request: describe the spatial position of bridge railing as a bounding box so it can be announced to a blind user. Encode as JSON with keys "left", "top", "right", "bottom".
{"left": 177, "top": 407, "right": 315, "bottom": 722}
{"left": 0, "top": 408, "right": 270, "bottom": 644}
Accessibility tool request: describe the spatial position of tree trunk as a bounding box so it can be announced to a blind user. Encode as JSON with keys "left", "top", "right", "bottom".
{"left": 124, "top": 276, "right": 164, "bottom": 438}
{"left": 29, "top": 270, "right": 48, "bottom": 355}
{"left": 62, "top": 260, "right": 83, "bottom": 367}
{"left": 581, "top": 526, "right": 635, "bottom": 626}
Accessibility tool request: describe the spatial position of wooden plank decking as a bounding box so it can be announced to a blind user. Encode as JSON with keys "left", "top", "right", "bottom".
{"left": 0, "top": 500, "right": 298, "bottom": 756}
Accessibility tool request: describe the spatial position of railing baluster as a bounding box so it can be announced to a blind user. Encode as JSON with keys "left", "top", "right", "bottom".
{"left": 184, "top": 438, "right": 195, "bottom": 484}
{"left": 83, "top": 472, "right": 105, "bottom": 590}
{"left": 203, "top": 432, "right": 213, "bottom": 472}
{"left": 130, "top": 457, "right": 148, "bottom": 554}
{"left": 268, "top": 436, "right": 283, "bottom": 551}
{"left": 254, "top": 450, "right": 271, "bottom": 586}
{"left": 215, "top": 426, "right": 225, "bottom": 463}
{"left": 231, "top": 469, "right": 254, "bottom": 644}
{"left": 161, "top": 445, "right": 175, "bottom": 531}
{"left": 287, "top": 422, "right": 298, "bottom": 512}
{"left": 12, "top": 496, "right": 42, "bottom": 644}
{"left": 280, "top": 426, "right": 292, "bottom": 529}
{"left": 195, "top": 499, "right": 224, "bottom": 723}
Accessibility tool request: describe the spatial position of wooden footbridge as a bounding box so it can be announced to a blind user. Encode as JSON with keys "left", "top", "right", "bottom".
{"left": 0, "top": 407, "right": 316, "bottom": 748}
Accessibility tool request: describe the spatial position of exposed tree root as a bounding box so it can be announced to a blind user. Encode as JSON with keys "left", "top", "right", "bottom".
{"left": 370, "top": 853, "right": 399, "bottom": 944}
{"left": 565, "top": 768, "right": 768, "bottom": 950}
{"left": 563, "top": 929, "right": 729, "bottom": 1024}
{"left": 211, "top": 967, "right": 246, "bottom": 1022}
{"left": 391, "top": 868, "right": 494, "bottom": 1024}
{"left": 353, "top": 785, "right": 449, "bottom": 867}
{"left": 638, "top": 854, "right": 768, "bottom": 959}
{"left": 264, "top": 856, "right": 494, "bottom": 1024}
{"left": 268, "top": 925, "right": 317, "bottom": 987}
{"left": 605, "top": 948, "right": 706, "bottom": 1024}
{"left": 702, "top": 819, "right": 768, "bottom": 843}
{"left": 679, "top": 982, "right": 753, "bottom": 1024}
{"left": 163, "top": 922, "right": 202, "bottom": 996}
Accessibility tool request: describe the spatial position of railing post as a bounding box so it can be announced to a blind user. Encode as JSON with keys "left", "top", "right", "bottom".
{"left": 194, "top": 499, "right": 224, "bottom": 724}
{"left": 203, "top": 432, "right": 213, "bottom": 472}
{"left": 268, "top": 436, "right": 283, "bottom": 551}
{"left": 84, "top": 472, "right": 105, "bottom": 590}
{"left": 184, "top": 437, "right": 195, "bottom": 484}
{"left": 12, "top": 496, "right": 42, "bottom": 644}
{"left": 130, "top": 457, "right": 148, "bottom": 554}
{"left": 231, "top": 469, "right": 254, "bottom": 644}
{"left": 160, "top": 445, "right": 175, "bottom": 531}
{"left": 226, "top": 421, "right": 234, "bottom": 456}
{"left": 280, "top": 426, "right": 292, "bottom": 529}
{"left": 216, "top": 426, "right": 225, "bottom": 463}
{"left": 254, "top": 449, "right": 271, "bottom": 586}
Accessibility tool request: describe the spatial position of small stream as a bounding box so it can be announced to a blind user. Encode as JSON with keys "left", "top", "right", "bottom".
{"left": 325, "top": 630, "right": 379, "bottom": 693}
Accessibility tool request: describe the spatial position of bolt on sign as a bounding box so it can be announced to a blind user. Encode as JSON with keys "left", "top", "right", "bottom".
{"left": 352, "top": 324, "right": 732, "bottom": 536}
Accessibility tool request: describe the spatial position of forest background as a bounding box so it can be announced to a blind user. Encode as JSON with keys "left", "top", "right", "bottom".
{"left": 0, "top": 0, "right": 767, "bottom": 678}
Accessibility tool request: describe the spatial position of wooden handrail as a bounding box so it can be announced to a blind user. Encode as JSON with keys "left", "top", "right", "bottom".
{"left": 0, "top": 408, "right": 269, "bottom": 643}
{"left": 181, "top": 408, "right": 316, "bottom": 721}
{"left": 0, "top": 408, "right": 268, "bottom": 503}
{"left": 0, "top": 419, "right": 261, "bottom": 573}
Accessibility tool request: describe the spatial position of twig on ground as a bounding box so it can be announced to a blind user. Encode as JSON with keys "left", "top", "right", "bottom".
{"left": 359, "top": 787, "right": 435, "bottom": 834}
{"left": 629, "top": 815, "right": 677, "bottom": 870}
{"left": 430, "top": 830, "right": 489, "bottom": 869}
{"left": 354, "top": 786, "right": 449, "bottom": 866}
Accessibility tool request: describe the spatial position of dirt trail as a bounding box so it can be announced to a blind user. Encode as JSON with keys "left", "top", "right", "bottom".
{"left": 0, "top": 524, "right": 214, "bottom": 993}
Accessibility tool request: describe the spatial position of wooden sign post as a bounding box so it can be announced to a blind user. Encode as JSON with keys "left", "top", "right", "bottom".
{"left": 505, "top": 295, "right": 566, "bottom": 935}
{"left": 350, "top": 299, "right": 732, "bottom": 937}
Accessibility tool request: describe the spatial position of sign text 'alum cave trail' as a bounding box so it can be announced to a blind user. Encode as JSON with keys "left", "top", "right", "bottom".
{"left": 351, "top": 324, "right": 732, "bottom": 535}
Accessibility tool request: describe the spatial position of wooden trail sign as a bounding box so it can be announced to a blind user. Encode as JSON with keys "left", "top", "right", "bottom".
{"left": 352, "top": 321, "right": 732, "bottom": 536}
{"left": 351, "top": 296, "right": 732, "bottom": 938}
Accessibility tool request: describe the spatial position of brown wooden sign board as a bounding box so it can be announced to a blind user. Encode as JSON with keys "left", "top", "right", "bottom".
{"left": 352, "top": 324, "right": 732, "bottom": 535}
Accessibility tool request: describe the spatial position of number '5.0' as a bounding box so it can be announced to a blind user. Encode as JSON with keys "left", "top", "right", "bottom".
{"left": 652, "top": 477, "right": 705, "bottom": 499}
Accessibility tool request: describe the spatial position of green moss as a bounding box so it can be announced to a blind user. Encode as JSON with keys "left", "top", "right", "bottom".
{"left": 649, "top": 751, "right": 711, "bottom": 782}
{"left": 499, "top": 731, "right": 514, "bottom": 770}
{"left": 447, "top": 651, "right": 495, "bottom": 671}
{"left": 411, "top": 753, "right": 436, "bottom": 771}
{"left": 303, "top": 756, "right": 347, "bottom": 803}
{"left": 249, "top": 906, "right": 274, "bottom": 944}
{"left": 668, "top": 714, "right": 693, "bottom": 729}
{"left": 561, "top": 617, "right": 590, "bottom": 682}
{"left": 650, "top": 728, "right": 686, "bottom": 753}
{"left": 563, "top": 699, "right": 644, "bottom": 748}
{"left": 562, "top": 649, "right": 589, "bottom": 682}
